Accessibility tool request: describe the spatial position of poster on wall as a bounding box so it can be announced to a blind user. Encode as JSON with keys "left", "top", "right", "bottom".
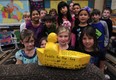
{"left": 0, "top": 0, "right": 29, "bottom": 25}
{"left": 29, "top": 0, "right": 44, "bottom": 12}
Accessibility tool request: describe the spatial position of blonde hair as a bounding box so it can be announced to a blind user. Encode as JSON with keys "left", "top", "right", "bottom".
{"left": 57, "top": 26, "right": 71, "bottom": 37}
{"left": 23, "top": 11, "right": 30, "bottom": 18}
{"left": 57, "top": 27, "right": 71, "bottom": 44}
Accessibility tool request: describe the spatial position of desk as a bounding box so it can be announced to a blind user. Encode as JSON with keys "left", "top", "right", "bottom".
{"left": 0, "top": 63, "right": 105, "bottom": 80}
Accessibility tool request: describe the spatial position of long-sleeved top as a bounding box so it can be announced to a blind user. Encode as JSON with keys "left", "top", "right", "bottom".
{"left": 91, "top": 20, "right": 109, "bottom": 49}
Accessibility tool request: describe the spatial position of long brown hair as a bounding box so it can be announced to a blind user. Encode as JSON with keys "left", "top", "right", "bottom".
{"left": 79, "top": 26, "right": 99, "bottom": 53}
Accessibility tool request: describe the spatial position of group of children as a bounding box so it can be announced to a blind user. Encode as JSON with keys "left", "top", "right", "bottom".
{"left": 15, "top": 1, "right": 113, "bottom": 74}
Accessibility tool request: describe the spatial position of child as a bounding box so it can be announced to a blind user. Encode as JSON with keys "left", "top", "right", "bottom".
{"left": 26, "top": 9, "right": 45, "bottom": 47}
{"left": 40, "top": 8, "right": 47, "bottom": 23}
{"left": 73, "top": 3, "right": 81, "bottom": 27}
{"left": 101, "top": 7, "right": 113, "bottom": 39}
{"left": 15, "top": 29, "right": 38, "bottom": 64}
{"left": 49, "top": 8, "right": 57, "bottom": 18}
{"left": 91, "top": 9, "right": 109, "bottom": 49}
{"left": 78, "top": 26, "right": 105, "bottom": 72}
{"left": 73, "top": 3, "right": 81, "bottom": 17}
{"left": 20, "top": 11, "right": 30, "bottom": 32}
{"left": 71, "top": 9, "right": 91, "bottom": 50}
{"left": 57, "top": 27, "right": 74, "bottom": 50}
{"left": 39, "top": 37, "right": 47, "bottom": 48}
{"left": 42, "top": 14, "right": 56, "bottom": 36}
{"left": 69, "top": 2, "right": 74, "bottom": 17}
{"left": 57, "top": 1, "right": 73, "bottom": 30}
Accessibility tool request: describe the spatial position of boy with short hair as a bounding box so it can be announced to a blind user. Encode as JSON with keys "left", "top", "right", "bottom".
{"left": 101, "top": 7, "right": 113, "bottom": 39}
{"left": 91, "top": 9, "right": 109, "bottom": 49}
{"left": 20, "top": 11, "right": 30, "bottom": 32}
{"left": 42, "top": 14, "right": 56, "bottom": 36}
{"left": 40, "top": 8, "right": 47, "bottom": 23}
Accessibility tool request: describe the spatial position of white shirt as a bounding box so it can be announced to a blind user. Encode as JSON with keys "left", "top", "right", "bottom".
{"left": 20, "top": 22, "right": 26, "bottom": 32}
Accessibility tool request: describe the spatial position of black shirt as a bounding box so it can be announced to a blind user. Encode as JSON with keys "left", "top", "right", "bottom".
{"left": 72, "top": 24, "right": 90, "bottom": 50}
{"left": 100, "top": 18, "right": 113, "bottom": 38}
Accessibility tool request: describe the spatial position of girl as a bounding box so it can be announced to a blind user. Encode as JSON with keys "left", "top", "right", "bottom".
{"left": 78, "top": 26, "right": 105, "bottom": 72}
{"left": 57, "top": 27, "right": 74, "bottom": 50}
{"left": 49, "top": 8, "right": 57, "bottom": 18}
{"left": 71, "top": 8, "right": 91, "bottom": 50}
{"left": 69, "top": 2, "right": 74, "bottom": 17}
{"left": 15, "top": 29, "right": 38, "bottom": 64}
{"left": 57, "top": 1, "right": 73, "bottom": 30}
{"left": 26, "top": 9, "right": 45, "bottom": 47}
{"left": 39, "top": 37, "right": 47, "bottom": 48}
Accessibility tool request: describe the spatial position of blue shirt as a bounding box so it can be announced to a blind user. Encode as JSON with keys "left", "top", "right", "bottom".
{"left": 91, "top": 22, "right": 105, "bottom": 49}
{"left": 15, "top": 49, "right": 38, "bottom": 64}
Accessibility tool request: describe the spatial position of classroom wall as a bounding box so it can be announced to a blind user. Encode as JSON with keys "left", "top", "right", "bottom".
{"left": 0, "top": 0, "right": 29, "bottom": 24}
{"left": 45, "top": 0, "right": 88, "bottom": 13}
{"left": 94, "top": 0, "right": 104, "bottom": 12}
{"left": 73, "top": 0, "right": 88, "bottom": 8}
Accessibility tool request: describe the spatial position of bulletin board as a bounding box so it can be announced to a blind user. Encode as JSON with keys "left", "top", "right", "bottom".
{"left": 29, "top": 0, "right": 44, "bottom": 12}
{"left": 0, "top": 0, "right": 29, "bottom": 25}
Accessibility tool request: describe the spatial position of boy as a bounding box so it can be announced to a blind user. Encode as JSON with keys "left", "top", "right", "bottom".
{"left": 73, "top": 3, "right": 81, "bottom": 17}
{"left": 20, "top": 11, "right": 30, "bottom": 32}
{"left": 39, "top": 8, "right": 47, "bottom": 23}
{"left": 91, "top": 9, "right": 109, "bottom": 49}
{"left": 91, "top": 9, "right": 109, "bottom": 73}
{"left": 42, "top": 14, "right": 56, "bottom": 36}
{"left": 101, "top": 7, "right": 113, "bottom": 39}
{"left": 73, "top": 3, "right": 81, "bottom": 26}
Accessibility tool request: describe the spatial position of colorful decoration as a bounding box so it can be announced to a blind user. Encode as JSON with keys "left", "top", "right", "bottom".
{"left": 37, "top": 33, "right": 90, "bottom": 69}
{"left": 0, "top": 31, "right": 13, "bottom": 46}
{"left": 29, "top": 0, "right": 44, "bottom": 11}
{"left": 0, "top": 0, "right": 29, "bottom": 24}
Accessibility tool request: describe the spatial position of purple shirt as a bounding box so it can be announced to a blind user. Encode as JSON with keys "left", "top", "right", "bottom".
{"left": 26, "top": 21, "right": 45, "bottom": 47}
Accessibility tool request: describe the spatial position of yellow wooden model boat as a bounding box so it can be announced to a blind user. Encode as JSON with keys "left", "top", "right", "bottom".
{"left": 36, "top": 33, "right": 90, "bottom": 69}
